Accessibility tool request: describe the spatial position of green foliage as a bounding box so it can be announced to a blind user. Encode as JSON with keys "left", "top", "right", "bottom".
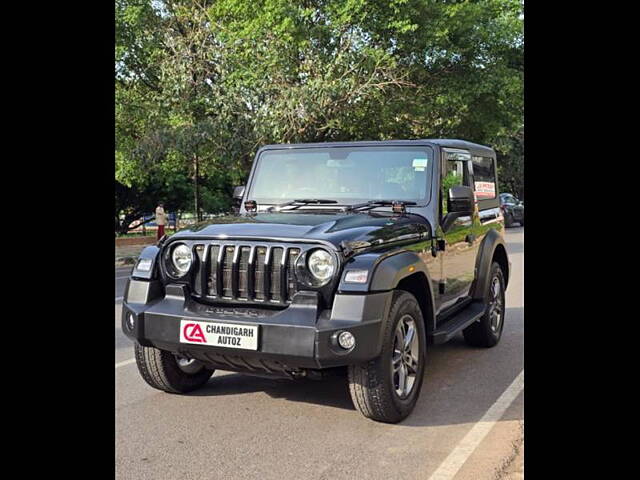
{"left": 496, "top": 128, "right": 524, "bottom": 198}
{"left": 116, "top": 0, "right": 523, "bottom": 231}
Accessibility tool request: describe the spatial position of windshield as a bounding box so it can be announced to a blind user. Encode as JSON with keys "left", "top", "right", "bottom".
{"left": 248, "top": 146, "right": 433, "bottom": 205}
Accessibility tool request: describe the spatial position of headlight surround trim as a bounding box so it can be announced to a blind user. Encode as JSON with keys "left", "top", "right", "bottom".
{"left": 295, "top": 247, "right": 339, "bottom": 287}
{"left": 166, "top": 242, "right": 194, "bottom": 278}
{"left": 308, "top": 249, "right": 335, "bottom": 282}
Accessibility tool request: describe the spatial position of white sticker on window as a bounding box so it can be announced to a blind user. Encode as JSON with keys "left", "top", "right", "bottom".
{"left": 412, "top": 158, "right": 428, "bottom": 168}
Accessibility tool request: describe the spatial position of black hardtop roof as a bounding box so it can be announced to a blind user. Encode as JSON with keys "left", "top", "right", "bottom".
{"left": 258, "top": 139, "right": 495, "bottom": 157}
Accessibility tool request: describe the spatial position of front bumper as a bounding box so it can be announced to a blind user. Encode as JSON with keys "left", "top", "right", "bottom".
{"left": 122, "top": 279, "right": 391, "bottom": 375}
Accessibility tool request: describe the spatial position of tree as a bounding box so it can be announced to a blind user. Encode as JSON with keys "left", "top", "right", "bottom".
{"left": 115, "top": 0, "right": 524, "bottom": 233}
{"left": 496, "top": 128, "right": 524, "bottom": 199}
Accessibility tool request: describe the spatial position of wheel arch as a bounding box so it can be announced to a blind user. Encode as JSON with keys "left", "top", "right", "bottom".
{"left": 470, "top": 229, "right": 510, "bottom": 300}
{"left": 347, "top": 251, "right": 436, "bottom": 334}
{"left": 396, "top": 272, "right": 435, "bottom": 335}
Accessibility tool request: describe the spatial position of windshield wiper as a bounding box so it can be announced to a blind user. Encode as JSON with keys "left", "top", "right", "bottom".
{"left": 268, "top": 199, "right": 339, "bottom": 211}
{"left": 348, "top": 200, "right": 417, "bottom": 212}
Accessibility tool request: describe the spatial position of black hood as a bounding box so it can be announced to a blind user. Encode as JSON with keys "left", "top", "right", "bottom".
{"left": 171, "top": 211, "right": 432, "bottom": 251}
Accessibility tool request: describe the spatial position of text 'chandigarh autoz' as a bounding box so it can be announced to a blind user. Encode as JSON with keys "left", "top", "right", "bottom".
{"left": 122, "top": 139, "right": 510, "bottom": 423}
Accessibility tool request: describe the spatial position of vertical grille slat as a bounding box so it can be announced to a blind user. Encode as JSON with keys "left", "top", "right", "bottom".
{"left": 192, "top": 245, "right": 203, "bottom": 296}
{"left": 254, "top": 246, "right": 267, "bottom": 301}
{"left": 197, "top": 242, "right": 309, "bottom": 305}
{"left": 287, "top": 248, "right": 300, "bottom": 301}
{"left": 216, "top": 245, "right": 224, "bottom": 296}
{"left": 238, "top": 246, "right": 251, "bottom": 299}
{"left": 279, "top": 248, "right": 288, "bottom": 303}
{"left": 200, "top": 244, "right": 209, "bottom": 300}
{"left": 208, "top": 245, "right": 220, "bottom": 296}
{"left": 222, "top": 246, "right": 234, "bottom": 298}
{"left": 231, "top": 246, "right": 241, "bottom": 299}
{"left": 247, "top": 246, "right": 256, "bottom": 300}
{"left": 263, "top": 246, "right": 272, "bottom": 302}
{"left": 270, "top": 247, "right": 283, "bottom": 302}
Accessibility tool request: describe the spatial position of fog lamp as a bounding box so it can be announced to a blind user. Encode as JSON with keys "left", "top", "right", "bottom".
{"left": 337, "top": 331, "right": 355, "bottom": 350}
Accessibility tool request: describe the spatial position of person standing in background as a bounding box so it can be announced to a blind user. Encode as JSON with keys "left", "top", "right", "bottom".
{"left": 155, "top": 202, "right": 166, "bottom": 240}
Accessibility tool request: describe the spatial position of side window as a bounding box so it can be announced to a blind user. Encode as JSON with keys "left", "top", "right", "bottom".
{"left": 442, "top": 160, "right": 471, "bottom": 215}
{"left": 471, "top": 156, "right": 497, "bottom": 200}
{"left": 443, "top": 160, "right": 471, "bottom": 188}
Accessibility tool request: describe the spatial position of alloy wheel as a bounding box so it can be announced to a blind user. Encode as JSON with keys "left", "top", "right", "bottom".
{"left": 392, "top": 315, "right": 420, "bottom": 399}
{"left": 488, "top": 276, "right": 504, "bottom": 333}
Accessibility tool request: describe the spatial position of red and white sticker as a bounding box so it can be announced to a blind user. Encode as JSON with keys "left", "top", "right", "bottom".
{"left": 474, "top": 181, "right": 496, "bottom": 199}
{"left": 179, "top": 320, "right": 259, "bottom": 350}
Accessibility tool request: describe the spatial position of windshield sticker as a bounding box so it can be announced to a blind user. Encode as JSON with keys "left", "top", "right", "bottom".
{"left": 412, "top": 158, "right": 428, "bottom": 168}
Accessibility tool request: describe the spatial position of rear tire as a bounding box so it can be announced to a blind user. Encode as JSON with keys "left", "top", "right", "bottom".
{"left": 348, "top": 290, "right": 427, "bottom": 423}
{"left": 463, "top": 262, "right": 506, "bottom": 348}
{"left": 134, "top": 342, "right": 214, "bottom": 393}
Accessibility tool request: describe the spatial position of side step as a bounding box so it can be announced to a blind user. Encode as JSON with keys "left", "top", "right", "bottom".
{"left": 430, "top": 301, "right": 486, "bottom": 344}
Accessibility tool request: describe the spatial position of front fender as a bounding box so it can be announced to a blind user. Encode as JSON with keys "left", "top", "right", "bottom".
{"left": 338, "top": 250, "right": 436, "bottom": 331}
{"left": 338, "top": 250, "right": 431, "bottom": 293}
{"left": 131, "top": 245, "right": 161, "bottom": 280}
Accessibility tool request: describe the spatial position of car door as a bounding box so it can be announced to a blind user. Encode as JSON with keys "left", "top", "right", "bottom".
{"left": 436, "top": 149, "right": 479, "bottom": 313}
{"left": 472, "top": 153, "right": 504, "bottom": 261}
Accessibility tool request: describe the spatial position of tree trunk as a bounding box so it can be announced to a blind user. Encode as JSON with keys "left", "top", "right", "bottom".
{"left": 194, "top": 154, "right": 201, "bottom": 221}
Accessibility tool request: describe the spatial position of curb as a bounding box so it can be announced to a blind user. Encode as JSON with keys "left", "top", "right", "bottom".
{"left": 115, "top": 237, "right": 156, "bottom": 247}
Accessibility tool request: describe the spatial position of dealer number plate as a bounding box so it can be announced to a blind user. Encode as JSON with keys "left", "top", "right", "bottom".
{"left": 179, "top": 319, "right": 259, "bottom": 350}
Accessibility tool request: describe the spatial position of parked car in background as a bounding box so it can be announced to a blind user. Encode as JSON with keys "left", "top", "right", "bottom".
{"left": 499, "top": 193, "right": 524, "bottom": 227}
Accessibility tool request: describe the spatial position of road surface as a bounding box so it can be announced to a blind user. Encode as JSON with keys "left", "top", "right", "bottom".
{"left": 115, "top": 227, "right": 524, "bottom": 480}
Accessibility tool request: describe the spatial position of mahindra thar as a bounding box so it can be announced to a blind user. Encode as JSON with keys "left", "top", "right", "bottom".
{"left": 121, "top": 139, "right": 510, "bottom": 423}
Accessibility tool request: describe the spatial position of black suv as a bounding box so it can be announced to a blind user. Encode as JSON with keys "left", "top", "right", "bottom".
{"left": 122, "top": 139, "right": 510, "bottom": 423}
{"left": 499, "top": 193, "right": 524, "bottom": 227}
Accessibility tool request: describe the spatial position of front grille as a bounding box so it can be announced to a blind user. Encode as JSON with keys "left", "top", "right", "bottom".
{"left": 195, "top": 242, "right": 301, "bottom": 305}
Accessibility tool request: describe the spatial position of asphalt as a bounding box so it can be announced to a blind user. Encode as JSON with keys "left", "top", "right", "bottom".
{"left": 115, "top": 227, "right": 524, "bottom": 480}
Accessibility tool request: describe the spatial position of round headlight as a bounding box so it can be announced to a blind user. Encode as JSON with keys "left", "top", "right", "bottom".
{"left": 171, "top": 244, "right": 193, "bottom": 275}
{"left": 307, "top": 249, "right": 335, "bottom": 283}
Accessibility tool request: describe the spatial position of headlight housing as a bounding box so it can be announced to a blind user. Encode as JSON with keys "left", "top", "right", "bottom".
{"left": 170, "top": 243, "right": 193, "bottom": 276}
{"left": 306, "top": 249, "right": 335, "bottom": 285}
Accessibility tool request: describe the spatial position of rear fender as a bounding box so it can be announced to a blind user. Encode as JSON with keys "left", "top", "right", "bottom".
{"left": 469, "top": 229, "right": 510, "bottom": 300}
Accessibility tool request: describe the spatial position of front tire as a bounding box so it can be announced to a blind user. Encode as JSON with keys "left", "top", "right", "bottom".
{"left": 134, "top": 342, "right": 214, "bottom": 393}
{"left": 504, "top": 212, "right": 514, "bottom": 227}
{"left": 463, "top": 262, "right": 506, "bottom": 347}
{"left": 348, "top": 290, "right": 427, "bottom": 423}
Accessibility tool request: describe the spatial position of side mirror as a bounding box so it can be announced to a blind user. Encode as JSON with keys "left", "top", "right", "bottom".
{"left": 442, "top": 185, "right": 475, "bottom": 232}
{"left": 448, "top": 185, "right": 474, "bottom": 214}
{"left": 233, "top": 185, "right": 245, "bottom": 201}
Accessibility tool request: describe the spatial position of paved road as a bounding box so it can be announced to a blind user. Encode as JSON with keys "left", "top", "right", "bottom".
{"left": 115, "top": 227, "right": 524, "bottom": 480}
